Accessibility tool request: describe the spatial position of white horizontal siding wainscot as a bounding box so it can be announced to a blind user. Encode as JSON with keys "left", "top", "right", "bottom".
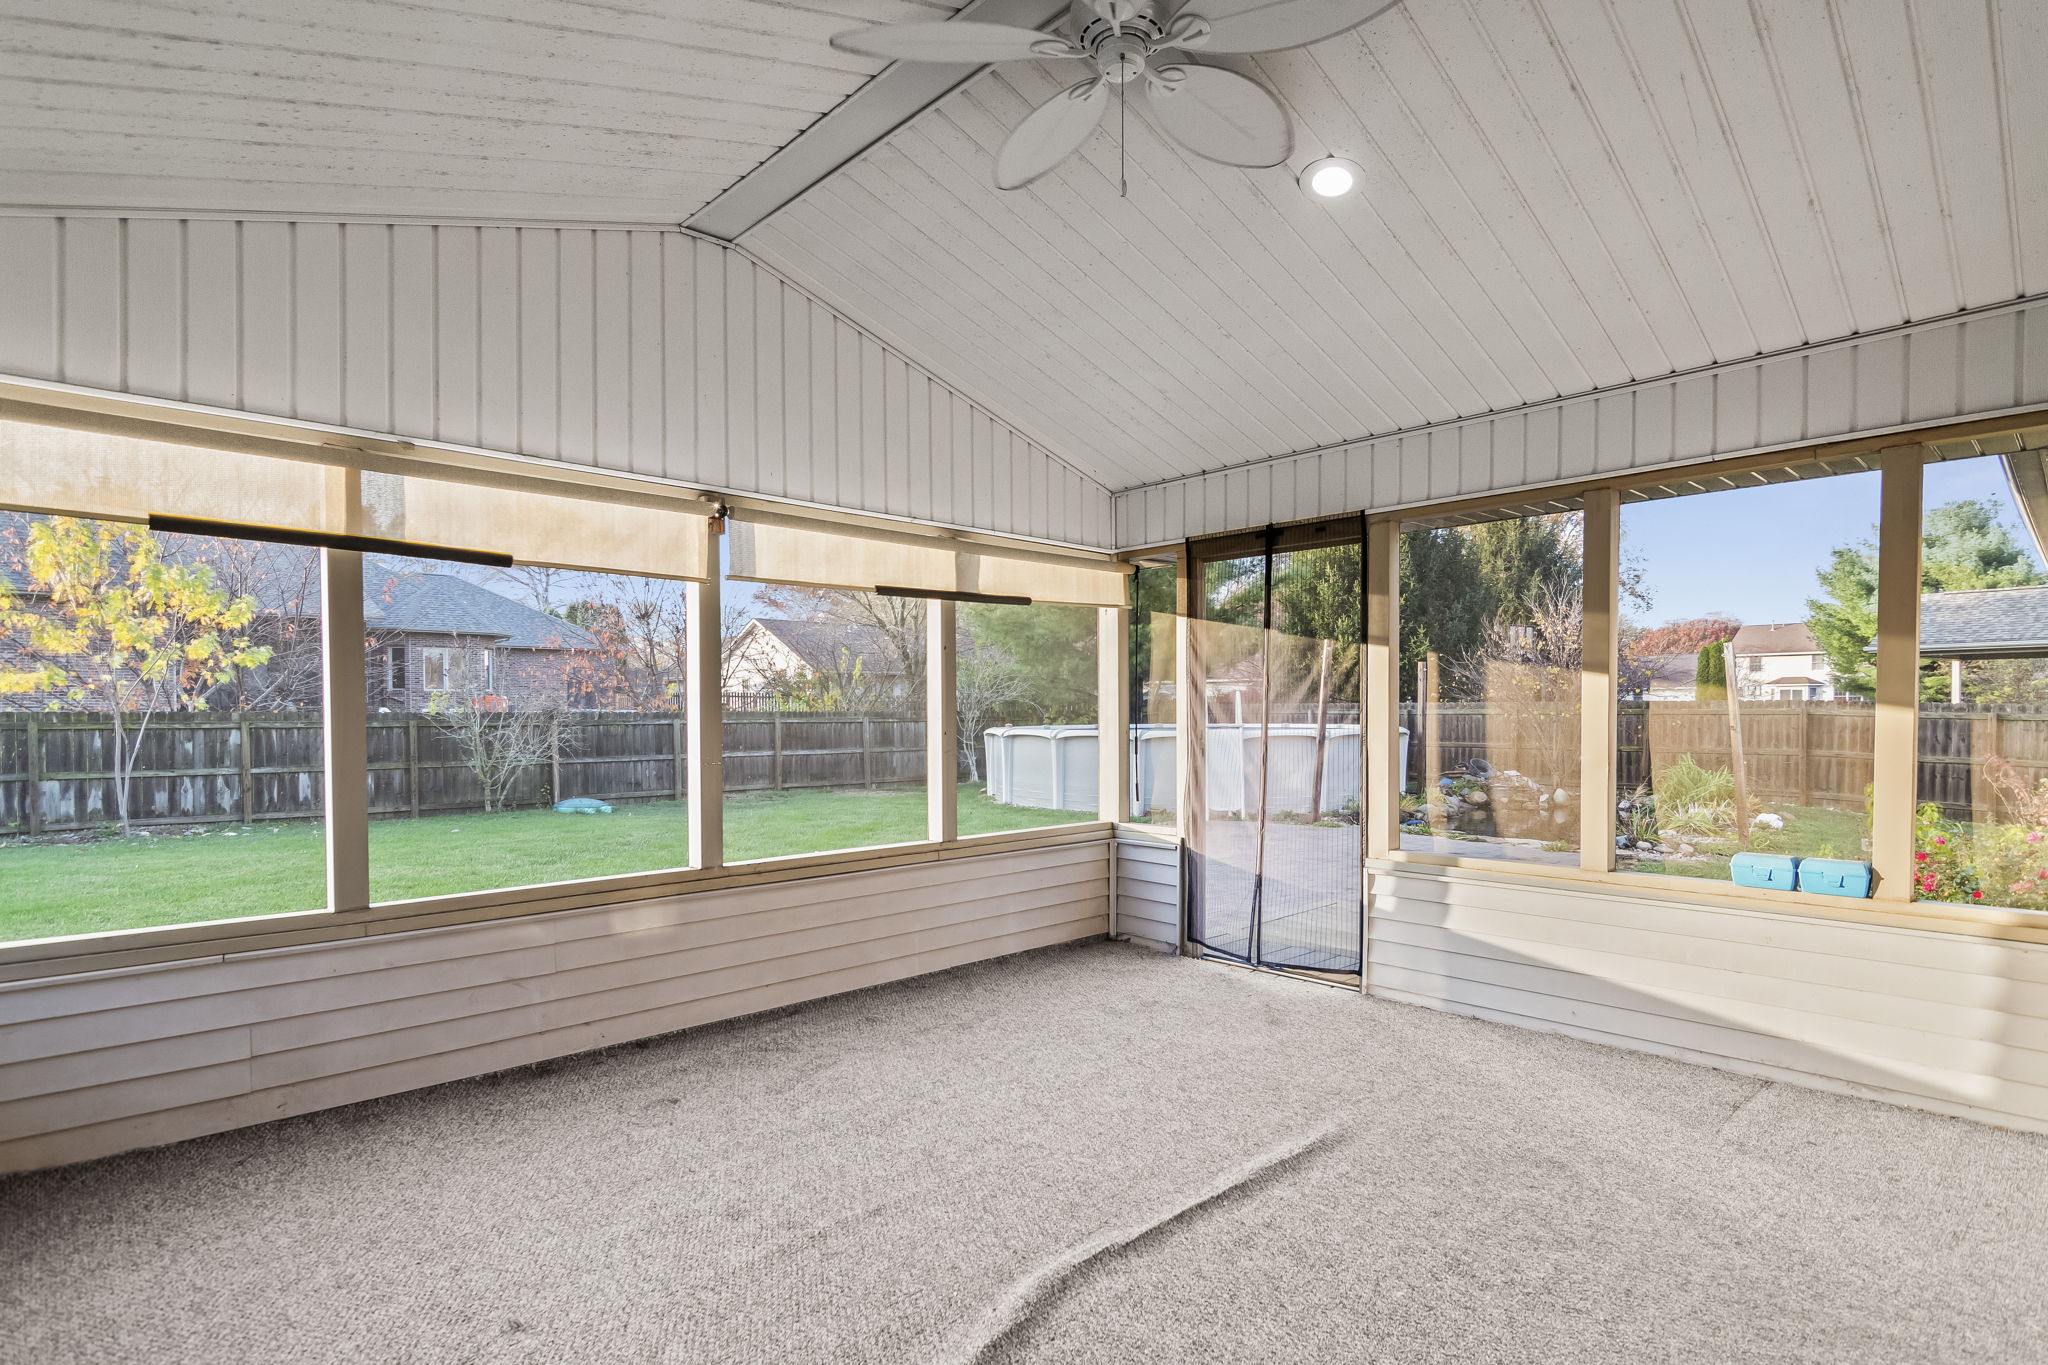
{"left": 0, "top": 213, "right": 1114, "bottom": 548}
{"left": 1113, "top": 831, "right": 1181, "bottom": 951}
{"left": 1369, "top": 863, "right": 2048, "bottom": 1135}
{"left": 0, "top": 842, "right": 1109, "bottom": 1174}
{"left": 1115, "top": 297, "right": 2048, "bottom": 547}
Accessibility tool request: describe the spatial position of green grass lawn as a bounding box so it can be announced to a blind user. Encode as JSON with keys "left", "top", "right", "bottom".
{"left": 1621, "top": 805, "right": 1868, "bottom": 882}
{"left": 0, "top": 785, "right": 1095, "bottom": 943}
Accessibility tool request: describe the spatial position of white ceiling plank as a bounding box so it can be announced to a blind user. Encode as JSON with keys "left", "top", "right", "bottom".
{"left": 1541, "top": 0, "right": 1767, "bottom": 360}
{"left": 1672, "top": 0, "right": 1857, "bottom": 345}
{"left": 1826, "top": 0, "right": 1963, "bottom": 321}
{"left": 929, "top": 87, "right": 1354, "bottom": 453}
{"left": 904, "top": 97, "right": 1329, "bottom": 459}
{"left": 961, "top": 67, "right": 1409, "bottom": 447}
{"left": 14, "top": 1, "right": 874, "bottom": 112}
{"left": 0, "top": 0, "right": 968, "bottom": 222}
{"left": 1747, "top": 0, "right": 1909, "bottom": 332}
{"left": 1411, "top": 0, "right": 1709, "bottom": 376}
{"left": 761, "top": 193, "right": 1128, "bottom": 476}
{"left": 1257, "top": 45, "right": 1559, "bottom": 410}
{"left": 1907, "top": 0, "right": 2020, "bottom": 310}
{"left": 755, "top": 200, "right": 1144, "bottom": 481}
{"left": 1605, "top": 0, "right": 1807, "bottom": 354}
{"left": 1992, "top": 0, "right": 2048, "bottom": 298}
{"left": 1309, "top": 20, "right": 1639, "bottom": 392}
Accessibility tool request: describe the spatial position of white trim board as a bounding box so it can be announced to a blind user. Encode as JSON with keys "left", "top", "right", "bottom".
{"left": 1113, "top": 295, "right": 2048, "bottom": 547}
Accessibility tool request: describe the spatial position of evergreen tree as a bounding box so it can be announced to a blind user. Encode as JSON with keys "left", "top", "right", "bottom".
{"left": 1807, "top": 499, "right": 2046, "bottom": 699}
{"left": 1694, "top": 642, "right": 1727, "bottom": 701}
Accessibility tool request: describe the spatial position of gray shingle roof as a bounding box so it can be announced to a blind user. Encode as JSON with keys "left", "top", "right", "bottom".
{"left": 1919, "top": 585, "right": 2048, "bottom": 658}
{"left": 752, "top": 618, "right": 904, "bottom": 676}
{"left": 363, "top": 558, "right": 596, "bottom": 650}
{"left": 1732, "top": 622, "right": 1818, "bottom": 655}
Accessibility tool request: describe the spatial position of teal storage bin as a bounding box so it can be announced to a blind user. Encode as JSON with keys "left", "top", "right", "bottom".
{"left": 1730, "top": 852, "right": 1800, "bottom": 891}
{"left": 1797, "top": 858, "right": 1874, "bottom": 898}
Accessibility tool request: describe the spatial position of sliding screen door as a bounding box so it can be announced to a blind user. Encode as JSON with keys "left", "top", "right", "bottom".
{"left": 1186, "top": 523, "right": 1364, "bottom": 976}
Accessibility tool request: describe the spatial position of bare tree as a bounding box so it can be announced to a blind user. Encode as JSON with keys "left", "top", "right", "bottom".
{"left": 954, "top": 643, "right": 1030, "bottom": 783}
{"left": 425, "top": 654, "right": 573, "bottom": 812}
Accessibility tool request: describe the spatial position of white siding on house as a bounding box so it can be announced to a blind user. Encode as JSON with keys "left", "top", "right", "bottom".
{"left": 0, "top": 841, "right": 1109, "bottom": 1174}
{"left": 0, "top": 214, "right": 1115, "bottom": 549}
{"left": 1369, "top": 863, "right": 2048, "bottom": 1134}
{"left": 1114, "top": 298, "right": 2048, "bottom": 547}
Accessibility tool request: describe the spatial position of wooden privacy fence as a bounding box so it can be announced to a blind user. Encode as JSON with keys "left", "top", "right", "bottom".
{"left": 0, "top": 710, "right": 923, "bottom": 835}
{"left": 1401, "top": 699, "right": 2048, "bottom": 820}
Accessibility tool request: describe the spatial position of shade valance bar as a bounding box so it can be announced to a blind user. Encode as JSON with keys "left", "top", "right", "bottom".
{"left": 0, "top": 415, "right": 712, "bottom": 582}
{"left": 726, "top": 515, "right": 1128, "bottom": 608}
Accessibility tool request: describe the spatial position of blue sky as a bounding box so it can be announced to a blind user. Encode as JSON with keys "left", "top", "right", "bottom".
{"left": 1619, "top": 456, "right": 2041, "bottom": 627}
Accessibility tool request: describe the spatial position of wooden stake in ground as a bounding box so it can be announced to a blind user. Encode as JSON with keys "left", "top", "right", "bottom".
{"left": 1308, "top": 637, "right": 1333, "bottom": 818}
{"left": 1722, "top": 641, "right": 1751, "bottom": 847}
{"left": 1424, "top": 651, "right": 1446, "bottom": 833}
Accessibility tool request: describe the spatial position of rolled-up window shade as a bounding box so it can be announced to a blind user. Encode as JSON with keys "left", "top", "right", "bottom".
{"left": 727, "top": 518, "right": 1127, "bottom": 608}
{"left": 0, "top": 418, "right": 711, "bottom": 581}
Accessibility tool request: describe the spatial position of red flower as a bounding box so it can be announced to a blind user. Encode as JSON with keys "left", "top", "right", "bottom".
{"left": 1916, "top": 851, "right": 1930, "bottom": 863}
{"left": 1972, "top": 890, "right": 1984, "bottom": 900}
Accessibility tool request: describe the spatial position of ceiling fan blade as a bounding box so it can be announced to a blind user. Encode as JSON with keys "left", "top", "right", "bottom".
{"left": 1142, "top": 65, "right": 1292, "bottom": 168}
{"left": 1177, "top": 0, "right": 1401, "bottom": 55}
{"left": 995, "top": 79, "right": 1109, "bottom": 190}
{"left": 830, "top": 21, "right": 1076, "bottom": 63}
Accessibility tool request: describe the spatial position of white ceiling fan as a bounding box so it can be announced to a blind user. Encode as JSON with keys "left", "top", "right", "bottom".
{"left": 832, "top": 0, "right": 1401, "bottom": 190}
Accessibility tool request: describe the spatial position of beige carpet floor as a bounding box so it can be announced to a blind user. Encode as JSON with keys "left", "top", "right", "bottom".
{"left": 4, "top": 939, "right": 2046, "bottom": 1364}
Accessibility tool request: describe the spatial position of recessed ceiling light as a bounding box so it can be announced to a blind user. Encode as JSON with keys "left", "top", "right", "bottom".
{"left": 1300, "top": 157, "right": 1362, "bottom": 200}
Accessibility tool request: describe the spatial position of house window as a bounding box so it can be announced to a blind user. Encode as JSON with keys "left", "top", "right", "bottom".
{"left": 385, "top": 645, "right": 407, "bottom": 695}
{"left": 0, "top": 512, "right": 329, "bottom": 942}
{"left": 1615, "top": 465, "right": 1879, "bottom": 885}
{"left": 420, "top": 646, "right": 455, "bottom": 693}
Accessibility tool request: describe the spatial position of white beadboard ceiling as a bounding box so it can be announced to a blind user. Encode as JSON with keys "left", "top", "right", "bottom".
{"left": 0, "top": 0, "right": 965, "bottom": 222}
{"left": 746, "top": 0, "right": 2048, "bottom": 495}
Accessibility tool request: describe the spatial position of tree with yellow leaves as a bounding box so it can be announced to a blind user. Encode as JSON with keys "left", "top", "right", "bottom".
{"left": 0, "top": 517, "right": 273, "bottom": 835}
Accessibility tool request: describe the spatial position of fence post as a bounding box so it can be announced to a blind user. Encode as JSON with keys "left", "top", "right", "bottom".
{"left": 861, "top": 717, "right": 875, "bottom": 788}
{"left": 673, "top": 714, "right": 686, "bottom": 800}
{"left": 1974, "top": 710, "right": 2003, "bottom": 827}
{"left": 1796, "top": 705, "right": 1812, "bottom": 808}
{"left": 772, "top": 712, "right": 786, "bottom": 791}
{"left": 406, "top": 716, "right": 422, "bottom": 819}
{"left": 24, "top": 715, "right": 43, "bottom": 837}
{"left": 238, "top": 714, "right": 255, "bottom": 823}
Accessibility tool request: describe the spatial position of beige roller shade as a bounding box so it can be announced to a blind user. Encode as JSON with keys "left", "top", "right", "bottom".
{"left": 726, "top": 516, "right": 1128, "bottom": 607}
{"left": 0, "top": 417, "right": 712, "bottom": 581}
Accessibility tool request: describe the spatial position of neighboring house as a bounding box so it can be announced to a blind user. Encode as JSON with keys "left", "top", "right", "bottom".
{"left": 725, "top": 618, "right": 910, "bottom": 702}
{"left": 361, "top": 559, "right": 598, "bottom": 712}
{"left": 1, "top": 514, "right": 599, "bottom": 713}
{"left": 1920, "top": 585, "right": 2048, "bottom": 702}
{"left": 1732, "top": 622, "right": 1835, "bottom": 700}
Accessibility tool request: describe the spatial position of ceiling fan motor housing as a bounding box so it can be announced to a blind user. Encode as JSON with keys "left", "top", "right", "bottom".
{"left": 1077, "top": 6, "right": 1167, "bottom": 84}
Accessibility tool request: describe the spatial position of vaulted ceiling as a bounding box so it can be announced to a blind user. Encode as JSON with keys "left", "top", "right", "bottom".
{"left": 746, "top": 0, "right": 2048, "bottom": 492}
{"left": 1, "top": 0, "right": 2042, "bottom": 503}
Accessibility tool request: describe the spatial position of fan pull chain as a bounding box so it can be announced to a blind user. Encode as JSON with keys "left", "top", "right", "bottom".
{"left": 1119, "top": 77, "right": 1127, "bottom": 198}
